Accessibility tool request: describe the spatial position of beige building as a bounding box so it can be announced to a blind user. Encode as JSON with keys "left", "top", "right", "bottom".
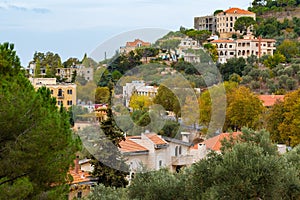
{"left": 30, "top": 78, "right": 76, "bottom": 109}
{"left": 194, "top": 15, "right": 217, "bottom": 33}
{"left": 211, "top": 37, "right": 276, "bottom": 63}
{"left": 216, "top": 7, "right": 256, "bottom": 38}
{"left": 56, "top": 65, "right": 93, "bottom": 82}
{"left": 211, "top": 39, "right": 237, "bottom": 63}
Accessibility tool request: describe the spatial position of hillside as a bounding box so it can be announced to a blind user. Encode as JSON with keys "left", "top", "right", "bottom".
{"left": 257, "top": 7, "right": 300, "bottom": 22}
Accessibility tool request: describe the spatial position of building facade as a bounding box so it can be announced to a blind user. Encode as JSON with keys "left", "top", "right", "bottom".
{"left": 56, "top": 65, "right": 93, "bottom": 82}
{"left": 216, "top": 7, "right": 256, "bottom": 38}
{"left": 119, "top": 131, "right": 206, "bottom": 178}
{"left": 30, "top": 78, "right": 77, "bottom": 109}
{"left": 211, "top": 37, "right": 276, "bottom": 63}
{"left": 194, "top": 15, "right": 217, "bottom": 33}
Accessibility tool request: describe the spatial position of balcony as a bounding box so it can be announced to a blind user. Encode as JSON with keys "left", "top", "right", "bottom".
{"left": 171, "top": 155, "right": 193, "bottom": 166}
{"left": 57, "top": 95, "right": 64, "bottom": 99}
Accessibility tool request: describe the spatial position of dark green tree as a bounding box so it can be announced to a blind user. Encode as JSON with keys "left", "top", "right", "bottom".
{"left": 234, "top": 16, "right": 256, "bottom": 35}
{"left": 0, "top": 43, "right": 77, "bottom": 199}
{"left": 219, "top": 57, "right": 246, "bottom": 81}
{"left": 63, "top": 57, "right": 80, "bottom": 68}
{"left": 154, "top": 85, "right": 181, "bottom": 121}
{"left": 90, "top": 83, "right": 129, "bottom": 188}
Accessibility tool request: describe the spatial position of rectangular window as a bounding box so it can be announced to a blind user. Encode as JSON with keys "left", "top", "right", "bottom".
{"left": 67, "top": 100, "right": 73, "bottom": 106}
{"left": 159, "top": 160, "right": 162, "bottom": 167}
{"left": 77, "top": 191, "right": 82, "bottom": 198}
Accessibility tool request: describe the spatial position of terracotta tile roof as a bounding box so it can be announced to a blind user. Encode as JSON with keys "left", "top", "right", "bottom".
{"left": 69, "top": 169, "right": 91, "bottom": 184}
{"left": 191, "top": 144, "right": 199, "bottom": 150}
{"left": 146, "top": 133, "right": 168, "bottom": 145}
{"left": 204, "top": 132, "right": 241, "bottom": 151}
{"left": 259, "top": 95, "right": 284, "bottom": 107}
{"left": 119, "top": 137, "right": 149, "bottom": 153}
{"left": 126, "top": 39, "right": 151, "bottom": 47}
{"left": 224, "top": 7, "right": 254, "bottom": 15}
{"left": 211, "top": 40, "right": 235, "bottom": 43}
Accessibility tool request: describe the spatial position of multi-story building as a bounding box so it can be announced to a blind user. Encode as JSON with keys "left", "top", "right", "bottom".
{"left": 56, "top": 65, "right": 93, "bottom": 82}
{"left": 216, "top": 7, "right": 256, "bottom": 38}
{"left": 211, "top": 39, "right": 237, "bottom": 63}
{"left": 120, "top": 39, "right": 151, "bottom": 54}
{"left": 194, "top": 15, "right": 217, "bottom": 33}
{"left": 236, "top": 38, "right": 276, "bottom": 59}
{"left": 211, "top": 37, "right": 276, "bottom": 63}
{"left": 30, "top": 78, "right": 76, "bottom": 109}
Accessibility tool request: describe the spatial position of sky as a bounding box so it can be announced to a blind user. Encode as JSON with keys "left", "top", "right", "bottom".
{"left": 0, "top": 0, "right": 251, "bottom": 66}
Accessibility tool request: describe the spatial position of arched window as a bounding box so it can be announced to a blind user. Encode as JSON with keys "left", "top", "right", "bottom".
{"left": 58, "top": 89, "right": 63, "bottom": 97}
{"left": 175, "top": 146, "right": 178, "bottom": 156}
{"left": 179, "top": 146, "right": 182, "bottom": 155}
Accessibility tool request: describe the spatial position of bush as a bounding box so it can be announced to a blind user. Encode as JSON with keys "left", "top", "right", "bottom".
{"left": 250, "top": 80, "right": 260, "bottom": 90}
{"left": 87, "top": 184, "right": 128, "bottom": 200}
{"left": 286, "top": 78, "right": 297, "bottom": 90}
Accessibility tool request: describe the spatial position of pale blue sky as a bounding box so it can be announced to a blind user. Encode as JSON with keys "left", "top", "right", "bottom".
{"left": 0, "top": 0, "right": 250, "bottom": 66}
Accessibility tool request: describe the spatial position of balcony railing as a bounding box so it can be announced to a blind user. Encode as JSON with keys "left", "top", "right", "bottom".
{"left": 57, "top": 95, "right": 64, "bottom": 99}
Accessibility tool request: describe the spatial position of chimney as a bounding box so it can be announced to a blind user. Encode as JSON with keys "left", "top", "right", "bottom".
{"left": 75, "top": 155, "right": 80, "bottom": 174}
{"left": 181, "top": 132, "right": 190, "bottom": 143}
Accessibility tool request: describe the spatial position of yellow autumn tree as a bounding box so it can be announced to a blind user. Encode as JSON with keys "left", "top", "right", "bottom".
{"left": 273, "top": 89, "right": 300, "bottom": 146}
{"left": 225, "top": 86, "right": 264, "bottom": 131}
{"left": 129, "top": 94, "right": 153, "bottom": 111}
{"left": 198, "top": 81, "right": 238, "bottom": 135}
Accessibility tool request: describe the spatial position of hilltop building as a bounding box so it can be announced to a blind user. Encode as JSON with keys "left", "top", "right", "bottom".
{"left": 216, "top": 7, "right": 256, "bottom": 38}
{"left": 194, "top": 15, "right": 217, "bottom": 33}
{"left": 120, "top": 39, "right": 151, "bottom": 54}
{"left": 194, "top": 7, "right": 256, "bottom": 39}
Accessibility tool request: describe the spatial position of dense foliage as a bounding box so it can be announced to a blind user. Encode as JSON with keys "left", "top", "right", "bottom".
{"left": 0, "top": 42, "right": 78, "bottom": 199}
{"left": 87, "top": 128, "right": 300, "bottom": 200}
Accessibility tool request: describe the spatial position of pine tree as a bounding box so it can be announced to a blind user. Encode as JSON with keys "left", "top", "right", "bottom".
{"left": 88, "top": 81, "right": 129, "bottom": 187}
{"left": 0, "top": 42, "right": 78, "bottom": 199}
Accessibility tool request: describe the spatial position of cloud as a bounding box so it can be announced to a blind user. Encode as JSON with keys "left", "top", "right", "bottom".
{"left": 0, "top": 2, "right": 50, "bottom": 14}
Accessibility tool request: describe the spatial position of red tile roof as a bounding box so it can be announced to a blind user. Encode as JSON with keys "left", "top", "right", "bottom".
{"left": 69, "top": 168, "right": 91, "bottom": 184}
{"left": 204, "top": 132, "right": 241, "bottom": 151}
{"left": 119, "top": 137, "right": 149, "bottom": 153}
{"left": 211, "top": 39, "right": 235, "bottom": 43}
{"left": 126, "top": 39, "right": 150, "bottom": 47}
{"left": 224, "top": 7, "right": 255, "bottom": 15}
{"left": 259, "top": 95, "right": 284, "bottom": 107}
{"left": 145, "top": 133, "right": 168, "bottom": 145}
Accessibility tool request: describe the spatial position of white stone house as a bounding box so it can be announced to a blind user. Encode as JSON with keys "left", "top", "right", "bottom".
{"left": 119, "top": 131, "right": 206, "bottom": 178}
